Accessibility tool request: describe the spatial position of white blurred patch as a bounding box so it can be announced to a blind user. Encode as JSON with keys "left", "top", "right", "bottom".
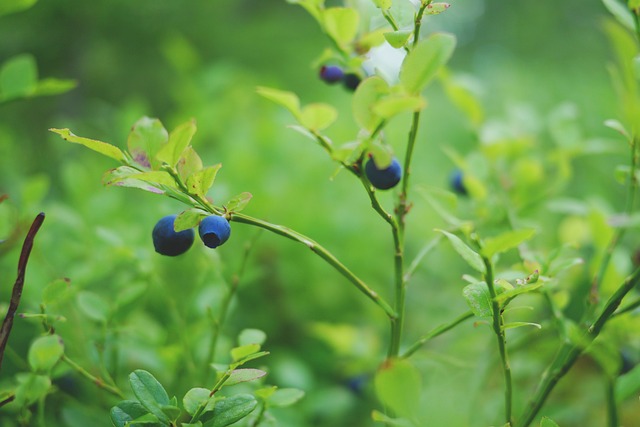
{"left": 362, "top": 42, "right": 407, "bottom": 85}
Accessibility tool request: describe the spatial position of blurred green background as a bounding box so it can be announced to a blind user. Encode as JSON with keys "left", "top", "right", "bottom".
{"left": 1, "top": 0, "right": 639, "bottom": 425}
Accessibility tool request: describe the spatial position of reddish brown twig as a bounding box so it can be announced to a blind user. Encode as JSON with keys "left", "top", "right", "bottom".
{"left": 0, "top": 212, "right": 45, "bottom": 371}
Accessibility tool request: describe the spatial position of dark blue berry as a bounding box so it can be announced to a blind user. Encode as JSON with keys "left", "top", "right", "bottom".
{"left": 319, "top": 65, "right": 344, "bottom": 84}
{"left": 343, "top": 73, "right": 361, "bottom": 91}
{"left": 620, "top": 350, "right": 635, "bottom": 375}
{"left": 365, "top": 157, "right": 402, "bottom": 190}
{"left": 199, "top": 215, "right": 231, "bottom": 248}
{"left": 152, "top": 215, "right": 195, "bottom": 256}
{"left": 450, "top": 169, "right": 468, "bottom": 196}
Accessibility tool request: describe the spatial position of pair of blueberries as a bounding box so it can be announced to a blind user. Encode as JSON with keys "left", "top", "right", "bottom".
{"left": 319, "top": 65, "right": 361, "bottom": 91}
{"left": 152, "top": 214, "right": 231, "bottom": 256}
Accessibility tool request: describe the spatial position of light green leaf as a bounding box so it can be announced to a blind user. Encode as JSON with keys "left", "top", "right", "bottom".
{"left": 183, "top": 388, "right": 214, "bottom": 416}
{"left": 256, "top": 86, "right": 301, "bottom": 117}
{"left": 602, "top": 0, "right": 636, "bottom": 30}
{"left": 425, "top": 2, "right": 450, "bottom": 15}
{"left": 231, "top": 344, "right": 261, "bottom": 362}
{"left": 42, "top": 278, "right": 71, "bottom": 306}
{"left": 352, "top": 76, "right": 389, "bottom": 132}
{"left": 374, "top": 358, "right": 421, "bottom": 418}
{"left": 203, "top": 394, "right": 258, "bottom": 427}
{"left": 371, "top": 411, "right": 414, "bottom": 427}
{"left": 0, "top": 0, "right": 38, "bottom": 16}
{"left": 266, "top": 388, "right": 305, "bottom": 407}
{"left": 369, "top": 141, "right": 394, "bottom": 169}
{"left": 495, "top": 282, "right": 544, "bottom": 304}
{"left": 157, "top": 119, "right": 197, "bottom": 167}
{"left": 186, "top": 164, "right": 222, "bottom": 197}
{"left": 322, "top": 7, "right": 359, "bottom": 48}
{"left": 32, "top": 78, "right": 77, "bottom": 97}
{"left": 372, "top": 94, "right": 426, "bottom": 118}
{"left": 462, "top": 282, "right": 493, "bottom": 318}
{"left": 77, "top": 291, "right": 109, "bottom": 323}
{"left": 14, "top": 373, "right": 51, "bottom": 407}
{"left": 481, "top": 228, "right": 537, "bottom": 258}
{"left": 110, "top": 400, "right": 150, "bottom": 427}
{"left": 0, "top": 53, "right": 37, "bottom": 100}
{"left": 299, "top": 103, "right": 338, "bottom": 131}
{"left": 129, "top": 370, "right": 171, "bottom": 423}
{"left": 50, "top": 128, "right": 127, "bottom": 163}
{"left": 436, "top": 229, "right": 485, "bottom": 273}
{"left": 175, "top": 209, "right": 208, "bottom": 232}
{"left": 616, "top": 364, "right": 640, "bottom": 402}
{"left": 604, "top": 118, "right": 631, "bottom": 139}
{"left": 400, "top": 33, "right": 456, "bottom": 94}
{"left": 502, "top": 322, "right": 542, "bottom": 330}
{"left": 178, "top": 147, "right": 204, "bottom": 181}
{"left": 384, "top": 30, "right": 412, "bottom": 49}
{"left": 225, "top": 369, "right": 267, "bottom": 386}
{"left": 127, "top": 117, "right": 169, "bottom": 170}
{"left": 225, "top": 192, "right": 253, "bottom": 213}
{"left": 630, "top": 0, "right": 640, "bottom": 9}
{"left": 371, "top": 0, "right": 392, "bottom": 11}
{"left": 540, "top": 416, "right": 561, "bottom": 427}
{"left": 238, "top": 328, "right": 267, "bottom": 346}
{"left": 102, "top": 167, "right": 165, "bottom": 195}
{"left": 28, "top": 335, "right": 64, "bottom": 373}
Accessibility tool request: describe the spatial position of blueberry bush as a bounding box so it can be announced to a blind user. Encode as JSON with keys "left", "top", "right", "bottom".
{"left": 2, "top": 0, "right": 640, "bottom": 426}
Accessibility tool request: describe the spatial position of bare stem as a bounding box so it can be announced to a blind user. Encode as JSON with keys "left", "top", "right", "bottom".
{"left": 61, "top": 354, "right": 125, "bottom": 399}
{"left": 401, "top": 310, "right": 474, "bottom": 359}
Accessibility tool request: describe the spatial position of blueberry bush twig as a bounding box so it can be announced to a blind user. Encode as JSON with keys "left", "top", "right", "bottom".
{"left": 0, "top": 212, "right": 45, "bottom": 371}
{"left": 61, "top": 354, "right": 125, "bottom": 399}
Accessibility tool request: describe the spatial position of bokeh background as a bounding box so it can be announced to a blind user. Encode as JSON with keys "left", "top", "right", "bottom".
{"left": 1, "top": 0, "right": 638, "bottom": 425}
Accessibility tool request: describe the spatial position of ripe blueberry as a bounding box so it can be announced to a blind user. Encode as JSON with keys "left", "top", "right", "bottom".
{"left": 343, "top": 73, "right": 362, "bottom": 91}
{"left": 450, "top": 169, "right": 468, "bottom": 196}
{"left": 199, "top": 215, "right": 231, "bottom": 248}
{"left": 152, "top": 215, "right": 195, "bottom": 256}
{"left": 319, "top": 65, "right": 344, "bottom": 84}
{"left": 365, "top": 157, "right": 402, "bottom": 190}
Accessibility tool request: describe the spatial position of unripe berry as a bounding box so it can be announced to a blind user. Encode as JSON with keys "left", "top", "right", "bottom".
{"left": 450, "top": 169, "right": 468, "bottom": 196}
{"left": 199, "top": 215, "right": 231, "bottom": 248}
{"left": 365, "top": 157, "right": 402, "bottom": 190}
{"left": 319, "top": 65, "right": 344, "bottom": 84}
{"left": 152, "top": 215, "right": 195, "bottom": 256}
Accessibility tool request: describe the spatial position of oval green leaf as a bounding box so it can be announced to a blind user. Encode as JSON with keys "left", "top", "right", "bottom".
{"left": 28, "top": 335, "right": 64, "bottom": 373}
{"left": 400, "top": 33, "right": 456, "bottom": 94}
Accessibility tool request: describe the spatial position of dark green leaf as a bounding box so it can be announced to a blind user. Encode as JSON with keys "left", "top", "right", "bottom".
{"left": 462, "top": 282, "right": 493, "bottom": 318}
{"left": 110, "top": 401, "right": 150, "bottom": 427}
{"left": 616, "top": 364, "right": 640, "bottom": 402}
{"left": 183, "top": 388, "right": 214, "bottom": 416}
{"left": 129, "top": 370, "right": 171, "bottom": 423}
{"left": 436, "top": 229, "right": 485, "bottom": 273}
{"left": 203, "top": 394, "right": 258, "bottom": 427}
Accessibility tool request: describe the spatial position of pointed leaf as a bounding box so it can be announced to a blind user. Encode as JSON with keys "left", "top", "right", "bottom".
{"left": 186, "top": 164, "right": 222, "bottom": 197}
{"left": 463, "top": 282, "right": 493, "bottom": 318}
{"left": 50, "top": 128, "right": 127, "bottom": 163}
{"left": 225, "top": 369, "right": 267, "bottom": 386}
{"left": 225, "top": 192, "right": 253, "bottom": 213}
{"left": 502, "top": 322, "right": 542, "bottom": 331}
{"left": 602, "top": 0, "right": 636, "bottom": 30}
{"left": 178, "top": 147, "right": 204, "bottom": 181}
{"left": 157, "top": 119, "right": 197, "bottom": 167}
{"left": 481, "top": 228, "right": 537, "bottom": 258}
{"left": 540, "top": 417, "right": 560, "bottom": 427}
{"left": 256, "top": 86, "right": 300, "bottom": 117}
{"left": 436, "top": 229, "right": 485, "bottom": 273}
{"left": 604, "top": 118, "right": 631, "bottom": 140}
{"left": 400, "top": 33, "right": 456, "bottom": 94}
{"left": 129, "top": 370, "right": 171, "bottom": 423}
{"left": 231, "top": 344, "right": 261, "bottom": 362}
{"left": 32, "top": 77, "right": 77, "bottom": 97}
{"left": 127, "top": 117, "right": 169, "bottom": 169}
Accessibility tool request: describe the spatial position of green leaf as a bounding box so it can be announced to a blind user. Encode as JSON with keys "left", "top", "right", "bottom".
{"left": 161, "top": 404, "right": 182, "bottom": 421}
{"left": 400, "top": 33, "right": 456, "bottom": 94}
{"left": 102, "top": 167, "right": 165, "bottom": 195}
{"left": 183, "top": 388, "right": 214, "bottom": 416}
{"left": 299, "top": 103, "right": 338, "bottom": 131}
{"left": 128, "top": 117, "right": 169, "bottom": 170}
{"left": 616, "top": 364, "right": 640, "bottom": 402}
{"left": 50, "top": 128, "right": 127, "bottom": 163}
{"left": 322, "top": 7, "right": 359, "bottom": 49}
{"left": 352, "top": 76, "right": 389, "bottom": 132}
{"left": 175, "top": 209, "right": 208, "bottom": 232}
{"left": 256, "top": 86, "right": 301, "bottom": 117}
{"left": 371, "top": 0, "right": 392, "bottom": 10}
{"left": 481, "top": 228, "right": 537, "bottom": 258}
{"left": 0, "top": 54, "right": 37, "bottom": 100}
{"left": 630, "top": 0, "right": 640, "bottom": 9}
{"left": 157, "top": 119, "right": 197, "bottom": 167}
{"left": 502, "top": 322, "right": 542, "bottom": 330}
{"left": 203, "top": 394, "right": 258, "bottom": 427}
{"left": 32, "top": 77, "right": 77, "bottom": 97}
{"left": 231, "top": 344, "right": 261, "bottom": 362}
{"left": 225, "top": 192, "right": 253, "bottom": 213}
{"left": 384, "top": 30, "right": 413, "bottom": 49}
{"left": 178, "top": 147, "right": 204, "bottom": 181}
{"left": 540, "top": 416, "right": 561, "bottom": 427}
{"left": 425, "top": 2, "right": 450, "bottom": 15}
{"left": 76, "top": 291, "right": 110, "bottom": 323}
{"left": 238, "top": 328, "right": 267, "bottom": 346}
{"left": 372, "top": 94, "right": 426, "bottom": 118}
{"left": 369, "top": 141, "right": 394, "bottom": 169}
{"left": 42, "top": 278, "right": 71, "bottom": 306}
{"left": 604, "top": 118, "right": 631, "bottom": 140}
{"left": 182, "top": 423, "right": 203, "bottom": 427}
{"left": 462, "top": 282, "right": 493, "bottom": 318}
{"left": 371, "top": 411, "right": 414, "bottom": 427}
{"left": 266, "top": 388, "right": 305, "bottom": 408}
{"left": 28, "top": 335, "right": 64, "bottom": 372}
{"left": 13, "top": 373, "right": 51, "bottom": 406}
{"left": 436, "top": 229, "right": 485, "bottom": 273}
{"left": 225, "top": 369, "right": 267, "bottom": 386}
{"left": 440, "top": 70, "right": 484, "bottom": 127}
{"left": 602, "top": 0, "right": 636, "bottom": 30}
{"left": 374, "top": 358, "right": 421, "bottom": 418}
{"left": 185, "top": 164, "right": 222, "bottom": 198}
{"left": 494, "top": 282, "right": 544, "bottom": 304}
{"left": 0, "top": 0, "right": 38, "bottom": 17}
{"left": 129, "top": 370, "right": 171, "bottom": 423}
{"left": 110, "top": 401, "right": 150, "bottom": 427}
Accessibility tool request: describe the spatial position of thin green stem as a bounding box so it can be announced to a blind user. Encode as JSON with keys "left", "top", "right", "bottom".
{"left": 413, "top": 1, "right": 432, "bottom": 48}
{"left": 61, "top": 354, "right": 125, "bottom": 399}
{"left": 517, "top": 266, "right": 640, "bottom": 427}
{"left": 483, "top": 257, "right": 513, "bottom": 426}
{"left": 230, "top": 213, "right": 397, "bottom": 319}
{"left": 606, "top": 377, "right": 619, "bottom": 427}
{"left": 401, "top": 310, "right": 474, "bottom": 359}
{"left": 403, "top": 235, "right": 442, "bottom": 282}
{"left": 612, "top": 296, "right": 640, "bottom": 317}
